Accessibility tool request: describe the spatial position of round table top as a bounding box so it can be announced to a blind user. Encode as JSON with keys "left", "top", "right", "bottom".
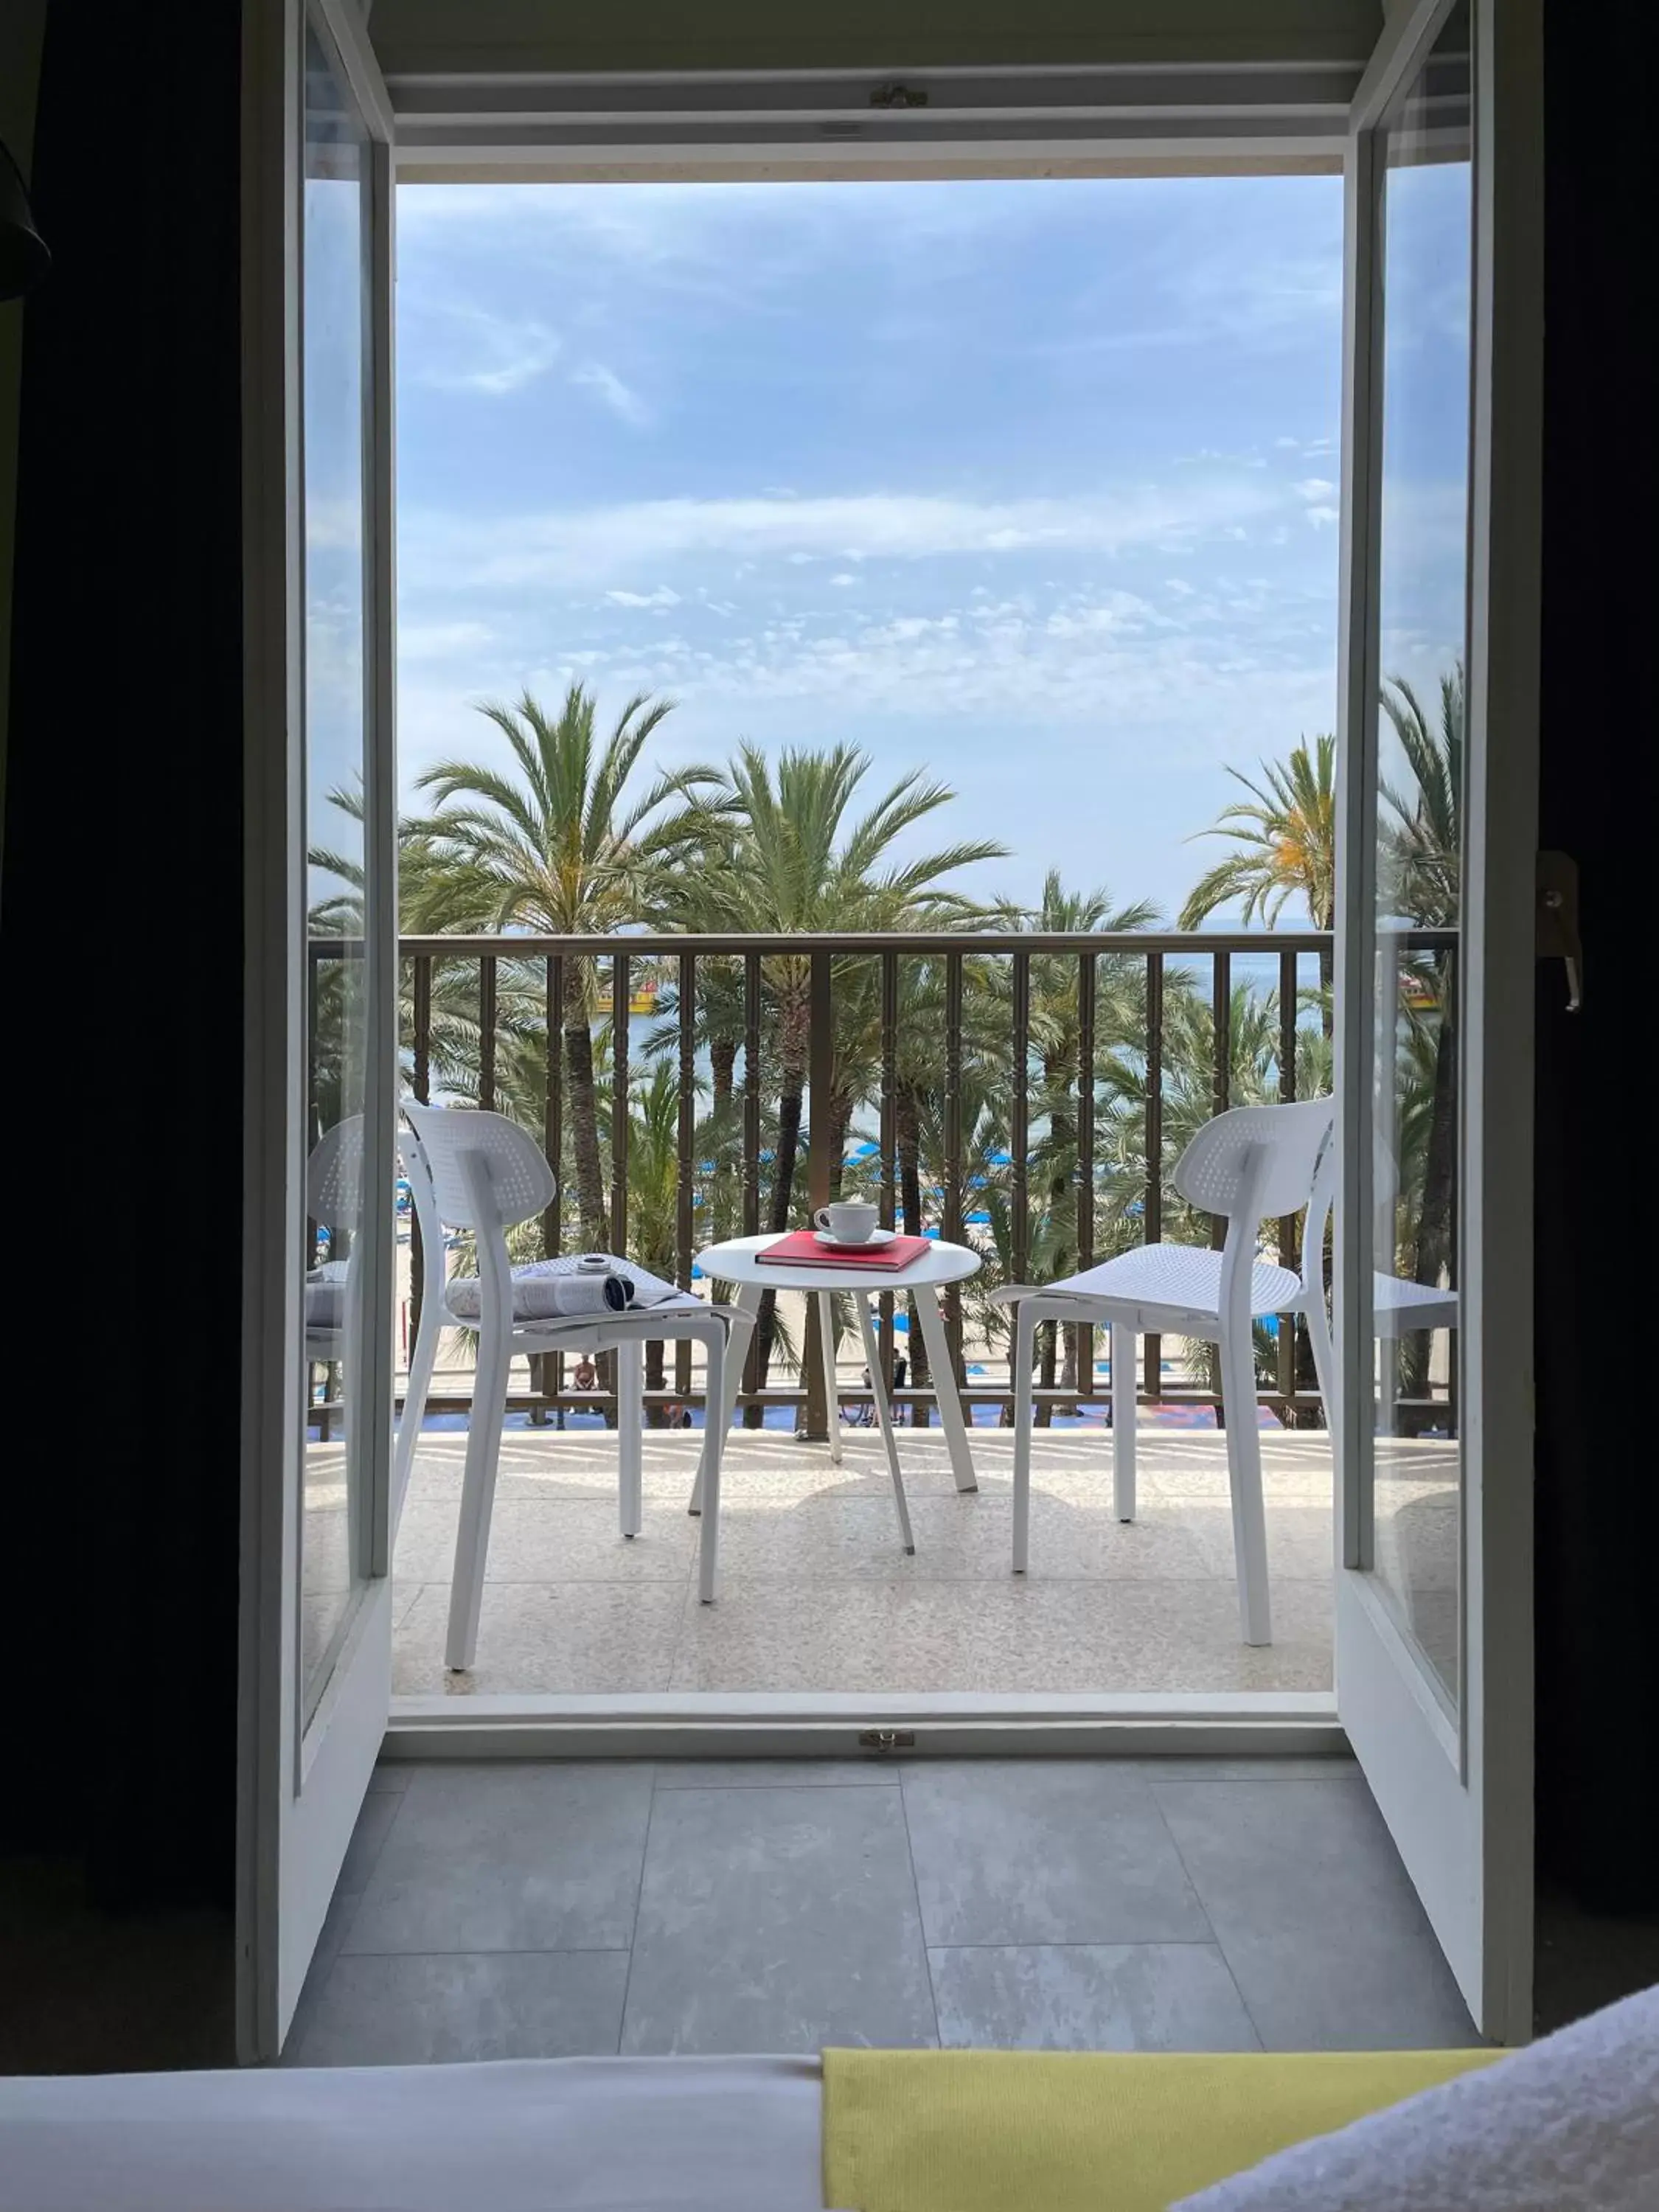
{"left": 694, "top": 1231, "right": 982, "bottom": 1295}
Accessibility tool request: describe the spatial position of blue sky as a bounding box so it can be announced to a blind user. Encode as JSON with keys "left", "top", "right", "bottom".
{"left": 394, "top": 176, "right": 1349, "bottom": 921}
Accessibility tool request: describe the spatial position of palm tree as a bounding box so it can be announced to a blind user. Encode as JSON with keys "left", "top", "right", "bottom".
{"left": 987, "top": 873, "right": 1159, "bottom": 1419}
{"left": 408, "top": 684, "right": 716, "bottom": 1251}
{"left": 681, "top": 742, "right": 1006, "bottom": 1416}
{"left": 1380, "top": 665, "right": 1464, "bottom": 1413}
{"left": 1178, "top": 734, "right": 1337, "bottom": 993}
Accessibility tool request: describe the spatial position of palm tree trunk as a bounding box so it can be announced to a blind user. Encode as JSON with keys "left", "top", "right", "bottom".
{"left": 645, "top": 1335, "right": 666, "bottom": 1427}
{"left": 1046, "top": 1076, "right": 1074, "bottom": 1427}
{"left": 827, "top": 1092, "right": 854, "bottom": 1200}
{"left": 563, "top": 976, "right": 613, "bottom": 1427}
{"left": 1037, "top": 1320, "right": 1056, "bottom": 1429}
{"left": 564, "top": 978, "right": 607, "bottom": 1251}
{"left": 711, "top": 1034, "right": 737, "bottom": 1107}
{"left": 897, "top": 1082, "right": 929, "bottom": 1427}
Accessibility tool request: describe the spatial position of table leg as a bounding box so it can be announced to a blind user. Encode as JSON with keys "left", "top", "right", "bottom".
{"left": 913, "top": 1281, "right": 977, "bottom": 1494}
{"left": 819, "top": 1290, "right": 843, "bottom": 1464}
{"left": 1111, "top": 1320, "right": 1137, "bottom": 1523}
{"left": 856, "top": 1294, "right": 914, "bottom": 1552}
{"left": 616, "top": 1335, "right": 643, "bottom": 1538}
{"left": 697, "top": 1324, "right": 726, "bottom": 1604}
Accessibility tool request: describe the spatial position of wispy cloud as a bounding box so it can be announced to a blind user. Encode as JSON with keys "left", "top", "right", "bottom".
{"left": 409, "top": 476, "right": 1293, "bottom": 595}
{"left": 605, "top": 585, "right": 681, "bottom": 609}
{"left": 571, "top": 361, "right": 653, "bottom": 428}
{"left": 414, "top": 305, "right": 562, "bottom": 396}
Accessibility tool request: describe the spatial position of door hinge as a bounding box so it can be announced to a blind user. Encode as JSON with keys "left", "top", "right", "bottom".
{"left": 1536, "top": 850, "right": 1583, "bottom": 1011}
{"left": 858, "top": 1728, "right": 917, "bottom": 1753}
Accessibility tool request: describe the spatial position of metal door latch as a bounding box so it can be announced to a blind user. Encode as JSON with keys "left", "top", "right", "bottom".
{"left": 858, "top": 1728, "right": 916, "bottom": 1752}
{"left": 1536, "top": 851, "right": 1583, "bottom": 1011}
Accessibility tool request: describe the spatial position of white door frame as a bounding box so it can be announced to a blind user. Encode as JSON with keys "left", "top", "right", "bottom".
{"left": 237, "top": 0, "right": 400, "bottom": 2062}
{"left": 1332, "top": 0, "right": 1540, "bottom": 2044}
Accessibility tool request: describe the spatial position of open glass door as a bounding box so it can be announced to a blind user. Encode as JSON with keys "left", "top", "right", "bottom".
{"left": 239, "top": 0, "right": 398, "bottom": 2058}
{"left": 1334, "top": 0, "right": 1540, "bottom": 2042}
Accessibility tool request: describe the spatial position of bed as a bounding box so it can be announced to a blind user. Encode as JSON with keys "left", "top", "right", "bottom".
{"left": 0, "top": 2056, "right": 827, "bottom": 2211}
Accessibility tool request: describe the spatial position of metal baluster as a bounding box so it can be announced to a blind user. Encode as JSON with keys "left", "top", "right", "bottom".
{"left": 478, "top": 954, "right": 497, "bottom": 1113}
{"left": 1211, "top": 950, "right": 1231, "bottom": 1262}
{"left": 1076, "top": 949, "right": 1096, "bottom": 1411}
{"left": 1143, "top": 951, "right": 1162, "bottom": 1401}
{"left": 611, "top": 951, "right": 630, "bottom": 1255}
{"left": 1278, "top": 945, "right": 1299, "bottom": 1412}
{"left": 543, "top": 955, "right": 563, "bottom": 1415}
{"left": 677, "top": 952, "right": 695, "bottom": 1400}
{"left": 943, "top": 949, "right": 965, "bottom": 1416}
{"left": 803, "top": 949, "right": 833, "bottom": 1441}
{"left": 1011, "top": 951, "right": 1029, "bottom": 1424}
{"left": 879, "top": 951, "right": 897, "bottom": 1405}
{"left": 742, "top": 951, "right": 762, "bottom": 1413}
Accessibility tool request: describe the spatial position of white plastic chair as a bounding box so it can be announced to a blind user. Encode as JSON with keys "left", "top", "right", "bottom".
{"left": 305, "top": 1114, "right": 365, "bottom": 1429}
{"left": 998, "top": 1097, "right": 1338, "bottom": 1646}
{"left": 397, "top": 1102, "right": 744, "bottom": 1670}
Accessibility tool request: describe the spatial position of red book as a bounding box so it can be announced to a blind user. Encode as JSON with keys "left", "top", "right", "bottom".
{"left": 759, "top": 1230, "right": 933, "bottom": 1270}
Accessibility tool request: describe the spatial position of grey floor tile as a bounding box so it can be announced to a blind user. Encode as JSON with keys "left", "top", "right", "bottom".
{"left": 621, "top": 1784, "right": 937, "bottom": 2053}
{"left": 345, "top": 1761, "right": 653, "bottom": 1955}
{"left": 930, "top": 1943, "right": 1260, "bottom": 2052}
{"left": 653, "top": 1758, "right": 900, "bottom": 1789}
{"left": 368, "top": 1761, "right": 414, "bottom": 1792}
{"left": 282, "top": 1789, "right": 407, "bottom": 2059}
{"left": 1154, "top": 1777, "right": 1478, "bottom": 2049}
{"left": 291, "top": 1950, "right": 629, "bottom": 2066}
{"left": 902, "top": 1760, "right": 1211, "bottom": 1947}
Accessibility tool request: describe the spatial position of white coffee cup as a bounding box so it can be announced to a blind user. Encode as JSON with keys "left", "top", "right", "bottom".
{"left": 815, "top": 1201, "right": 879, "bottom": 1244}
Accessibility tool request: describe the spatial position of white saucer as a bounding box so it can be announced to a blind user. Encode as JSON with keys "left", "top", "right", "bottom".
{"left": 814, "top": 1226, "right": 896, "bottom": 1248}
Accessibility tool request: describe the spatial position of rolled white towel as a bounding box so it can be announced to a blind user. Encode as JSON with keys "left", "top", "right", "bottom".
{"left": 1175, "top": 1983, "right": 1659, "bottom": 2212}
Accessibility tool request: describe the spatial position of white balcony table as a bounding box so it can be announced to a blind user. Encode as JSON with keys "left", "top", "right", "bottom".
{"left": 690, "top": 1233, "right": 983, "bottom": 1569}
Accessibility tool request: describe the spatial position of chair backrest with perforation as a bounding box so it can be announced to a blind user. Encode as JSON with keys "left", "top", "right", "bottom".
{"left": 401, "top": 1102, "right": 556, "bottom": 1230}
{"left": 1171, "top": 1098, "right": 1336, "bottom": 1226}
{"left": 307, "top": 1114, "right": 364, "bottom": 1232}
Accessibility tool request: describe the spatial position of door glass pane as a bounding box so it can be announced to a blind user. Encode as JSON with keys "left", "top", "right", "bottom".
{"left": 1366, "top": 4, "right": 1472, "bottom": 1708}
{"left": 301, "top": 15, "right": 375, "bottom": 1720}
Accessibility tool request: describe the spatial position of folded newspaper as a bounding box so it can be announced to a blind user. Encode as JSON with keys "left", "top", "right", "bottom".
{"left": 444, "top": 1253, "right": 700, "bottom": 1323}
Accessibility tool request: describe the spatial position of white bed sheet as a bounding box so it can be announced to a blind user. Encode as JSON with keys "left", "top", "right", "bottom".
{"left": 0, "top": 2054, "right": 826, "bottom": 2212}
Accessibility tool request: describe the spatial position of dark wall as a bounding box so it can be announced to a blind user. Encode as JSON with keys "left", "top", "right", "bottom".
{"left": 1533, "top": 0, "right": 1659, "bottom": 1923}
{"left": 0, "top": 1, "right": 244, "bottom": 2067}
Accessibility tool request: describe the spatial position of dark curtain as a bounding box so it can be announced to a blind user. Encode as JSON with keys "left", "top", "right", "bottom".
{"left": 1, "top": 0, "right": 245, "bottom": 1945}
{"left": 1533, "top": 0, "right": 1659, "bottom": 1913}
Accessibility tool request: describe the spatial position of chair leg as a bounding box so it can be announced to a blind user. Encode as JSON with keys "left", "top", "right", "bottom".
{"left": 1112, "top": 1321, "right": 1137, "bottom": 1523}
{"left": 1012, "top": 1298, "right": 1039, "bottom": 1573}
{"left": 691, "top": 1284, "right": 759, "bottom": 1516}
{"left": 1220, "top": 1321, "right": 1273, "bottom": 1645}
{"left": 616, "top": 1336, "right": 644, "bottom": 1538}
{"left": 392, "top": 1309, "right": 442, "bottom": 1537}
{"left": 819, "top": 1291, "right": 843, "bottom": 1464}
{"left": 445, "top": 1331, "right": 510, "bottom": 1671}
{"left": 914, "top": 1283, "right": 978, "bottom": 1494}
{"left": 697, "top": 1326, "right": 726, "bottom": 1604}
{"left": 856, "top": 1295, "right": 914, "bottom": 1554}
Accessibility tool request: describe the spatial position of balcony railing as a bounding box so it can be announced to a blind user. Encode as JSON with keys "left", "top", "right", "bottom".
{"left": 348, "top": 928, "right": 1338, "bottom": 1439}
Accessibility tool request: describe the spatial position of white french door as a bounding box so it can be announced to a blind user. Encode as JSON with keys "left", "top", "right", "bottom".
{"left": 1334, "top": 0, "right": 1540, "bottom": 2043}
{"left": 238, "top": 0, "right": 399, "bottom": 2059}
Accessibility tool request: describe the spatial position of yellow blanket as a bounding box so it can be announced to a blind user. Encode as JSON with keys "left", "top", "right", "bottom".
{"left": 821, "top": 2047, "right": 1496, "bottom": 2212}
